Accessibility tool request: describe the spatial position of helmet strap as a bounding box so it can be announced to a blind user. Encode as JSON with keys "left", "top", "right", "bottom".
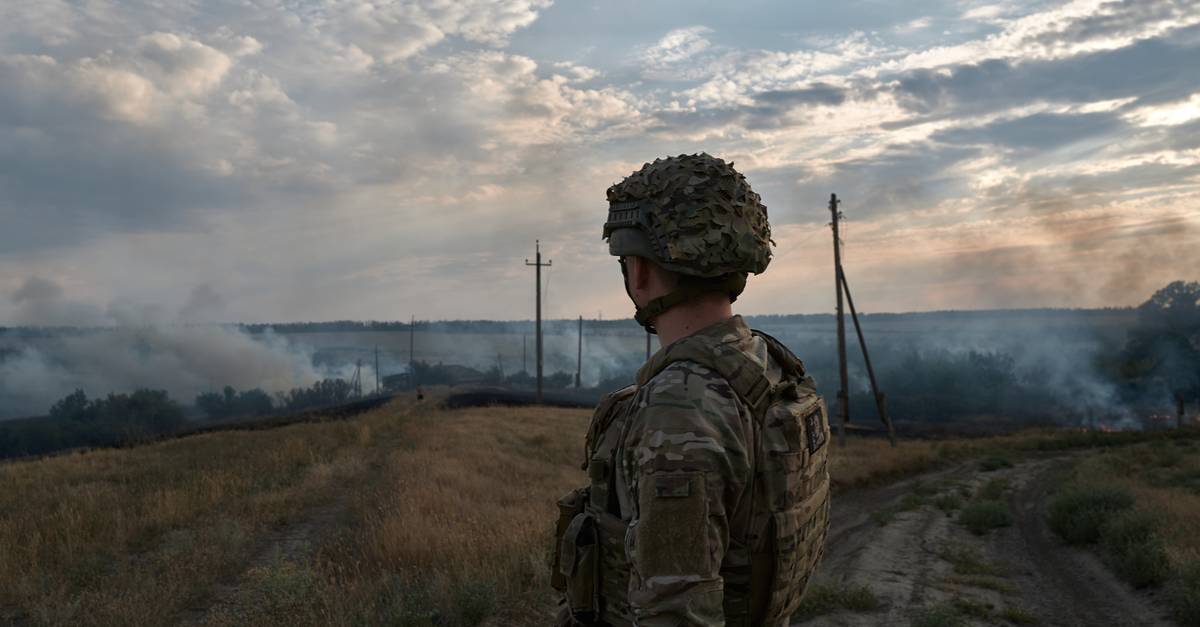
{"left": 632, "top": 274, "right": 747, "bottom": 334}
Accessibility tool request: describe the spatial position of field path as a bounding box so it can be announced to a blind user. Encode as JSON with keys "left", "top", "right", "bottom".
{"left": 797, "top": 454, "right": 1171, "bottom": 627}
{"left": 173, "top": 397, "right": 422, "bottom": 627}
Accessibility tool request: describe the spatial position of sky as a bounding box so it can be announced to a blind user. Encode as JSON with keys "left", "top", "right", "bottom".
{"left": 1, "top": 0, "right": 1199, "bottom": 324}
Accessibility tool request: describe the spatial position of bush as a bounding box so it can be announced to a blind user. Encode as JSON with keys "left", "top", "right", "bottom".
{"left": 1167, "top": 561, "right": 1200, "bottom": 625}
{"left": 976, "top": 477, "right": 1010, "bottom": 500}
{"left": 979, "top": 455, "right": 1013, "bottom": 472}
{"left": 452, "top": 579, "right": 496, "bottom": 626}
{"left": 958, "top": 500, "right": 1012, "bottom": 535}
{"left": 794, "top": 582, "right": 881, "bottom": 619}
{"left": 1100, "top": 510, "right": 1170, "bottom": 588}
{"left": 935, "top": 493, "right": 964, "bottom": 513}
{"left": 1046, "top": 485, "right": 1135, "bottom": 545}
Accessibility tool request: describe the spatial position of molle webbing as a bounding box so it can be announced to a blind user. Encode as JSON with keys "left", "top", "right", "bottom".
{"left": 636, "top": 328, "right": 806, "bottom": 416}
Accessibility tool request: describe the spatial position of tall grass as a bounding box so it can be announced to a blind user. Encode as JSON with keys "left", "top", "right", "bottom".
{"left": 0, "top": 411, "right": 378, "bottom": 626}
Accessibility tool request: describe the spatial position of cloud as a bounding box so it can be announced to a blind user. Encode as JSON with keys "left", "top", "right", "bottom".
{"left": 932, "top": 111, "right": 1125, "bottom": 150}
{"left": 889, "top": 32, "right": 1200, "bottom": 116}
{"left": 0, "top": 0, "right": 1198, "bottom": 327}
{"left": 640, "top": 26, "right": 714, "bottom": 69}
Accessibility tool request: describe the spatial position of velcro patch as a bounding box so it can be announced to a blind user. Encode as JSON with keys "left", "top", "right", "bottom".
{"left": 636, "top": 472, "right": 710, "bottom": 576}
{"left": 805, "top": 408, "right": 827, "bottom": 453}
{"left": 654, "top": 475, "right": 692, "bottom": 498}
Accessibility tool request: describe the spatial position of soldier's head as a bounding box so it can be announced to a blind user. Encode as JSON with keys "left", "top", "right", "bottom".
{"left": 603, "top": 153, "right": 773, "bottom": 333}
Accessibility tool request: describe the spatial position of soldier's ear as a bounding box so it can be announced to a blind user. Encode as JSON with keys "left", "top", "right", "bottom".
{"left": 628, "top": 256, "right": 653, "bottom": 292}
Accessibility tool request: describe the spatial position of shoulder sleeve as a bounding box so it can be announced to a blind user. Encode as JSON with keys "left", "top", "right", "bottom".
{"left": 621, "top": 360, "right": 753, "bottom": 625}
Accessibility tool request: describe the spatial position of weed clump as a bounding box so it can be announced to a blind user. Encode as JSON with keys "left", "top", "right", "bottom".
{"left": 1099, "top": 510, "right": 1170, "bottom": 588}
{"left": 958, "top": 500, "right": 1012, "bottom": 535}
{"left": 938, "top": 544, "right": 1003, "bottom": 576}
{"left": 452, "top": 579, "right": 497, "bottom": 626}
{"left": 871, "top": 494, "right": 926, "bottom": 526}
{"left": 934, "top": 493, "right": 964, "bottom": 513}
{"left": 910, "top": 601, "right": 967, "bottom": 627}
{"left": 1046, "top": 486, "right": 1134, "bottom": 545}
{"left": 1166, "top": 561, "right": 1200, "bottom": 625}
{"left": 999, "top": 605, "right": 1038, "bottom": 624}
{"left": 979, "top": 456, "right": 1013, "bottom": 472}
{"left": 976, "top": 477, "right": 1010, "bottom": 500}
{"left": 794, "top": 582, "right": 881, "bottom": 619}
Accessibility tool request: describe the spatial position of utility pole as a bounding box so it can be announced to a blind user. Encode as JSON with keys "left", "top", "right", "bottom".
{"left": 374, "top": 345, "right": 380, "bottom": 395}
{"left": 576, "top": 315, "right": 583, "bottom": 388}
{"left": 352, "top": 359, "right": 363, "bottom": 397}
{"left": 830, "top": 193, "right": 849, "bottom": 447}
{"left": 525, "top": 240, "right": 552, "bottom": 403}
{"left": 841, "top": 268, "right": 897, "bottom": 446}
{"left": 645, "top": 330, "right": 652, "bottom": 360}
{"left": 409, "top": 315, "right": 415, "bottom": 389}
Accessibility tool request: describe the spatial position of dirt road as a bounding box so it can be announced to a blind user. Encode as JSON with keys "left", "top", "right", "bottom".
{"left": 798, "top": 456, "right": 1171, "bottom": 627}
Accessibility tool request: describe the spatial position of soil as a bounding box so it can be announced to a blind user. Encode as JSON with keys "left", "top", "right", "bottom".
{"left": 797, "top": 455, "right": 1171, "bottom": 626}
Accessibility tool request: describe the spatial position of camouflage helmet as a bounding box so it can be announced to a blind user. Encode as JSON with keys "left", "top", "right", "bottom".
{"left": 603, "top": 153, "right": 773, "bottom": 278}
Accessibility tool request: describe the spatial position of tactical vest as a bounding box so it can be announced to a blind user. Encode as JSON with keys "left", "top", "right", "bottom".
{"left": 552, "top": 330, "right": 831, "bottom": 626}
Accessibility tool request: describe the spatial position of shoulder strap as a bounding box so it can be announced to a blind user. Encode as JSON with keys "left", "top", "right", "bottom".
{"left": 583, "top": 384, "right": 637, "bottom": 470}
{"left": 643, "top": 334, "right": 773, "bottom": 418}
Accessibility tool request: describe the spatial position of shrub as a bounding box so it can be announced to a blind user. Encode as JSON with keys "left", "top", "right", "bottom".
{"left": 935, "top": 493, "right": 964, "bottom": 513}
{"left": 794, "top": 582, "right": 881, "bottom": 619}
{"left": 1100, "top": 511, "right": 1170, "bottom": 588}
{"left": 452, "top": 579, "right": 497, "bottom": 626}
{"left": 1166, "top": 561, "right": 1200, "bottom": 625}
{"left": 958, "top": 500, "right": 1012, "bottom": 535}
{"left": 979, "top": 455, "right": 1013, "bottom": 472}
{"left": 1046, "top": 486, "right": 1134, "bottom": 545}
{"left": 976, "top": 477, "right": 1010, "bottom": 500}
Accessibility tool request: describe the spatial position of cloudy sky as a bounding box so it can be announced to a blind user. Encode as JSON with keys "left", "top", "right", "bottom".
{"left": 2, "top": 0, "right": 1198, "bottom": 324}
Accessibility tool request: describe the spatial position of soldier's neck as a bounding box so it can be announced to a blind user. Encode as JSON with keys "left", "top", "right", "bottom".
{"left": 653, "top": 296, "right": 734, "bottom": 349}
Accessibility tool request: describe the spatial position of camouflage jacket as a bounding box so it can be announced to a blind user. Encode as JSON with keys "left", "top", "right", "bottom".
{"left": 617, "top": 318, "right": 759, "bottom": 624}
{"left": 558, "top": 315, "right": 831, "bottom": 626}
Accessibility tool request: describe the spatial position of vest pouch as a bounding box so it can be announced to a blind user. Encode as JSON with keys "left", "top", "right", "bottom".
{"left": 559, "top": 512, "right": 600, "bottom": 623}
{"left": 762, "top": 481, "right": 830, "bottom": 625}
{"left": 552, "top": 487, "right": 589, "bottom": 593}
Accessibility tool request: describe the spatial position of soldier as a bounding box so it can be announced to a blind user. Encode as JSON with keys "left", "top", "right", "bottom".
{"left": 552, "top": 153, "right": 832, "bottom": 626}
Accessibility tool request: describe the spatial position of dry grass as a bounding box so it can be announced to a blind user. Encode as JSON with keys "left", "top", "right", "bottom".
{"left": 1, "top": 397, "right": 1044, "bottom": 627}
{"left": 0, "top": 409, "right": 381, "bottom": 626}
{"left": 828, "top": 437, "right": 945, "bottom": 489}
{"left": 1048, "top": 436, "right": 1200, "bottom": 617}
{"left": 1065, "top": 439, "right": 1200, "bottom": 566}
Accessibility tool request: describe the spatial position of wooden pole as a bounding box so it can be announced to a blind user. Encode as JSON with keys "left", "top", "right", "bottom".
{"left": 646, "top": 330, "right": 652, "bottom": 360}
{"left": 830, "top": 193, "right": 849, "bottom": 447}
{"left": 840, "top": 267, "right": 897, "bottom": 446}
{"left": 409, "top": 315, "right": 415, "bottom": 389}
{"left": 576, "top": 315, "right": 583, "bottom": 388}
{"left": 526, "top": 241, "right": 551, "bottom": 403}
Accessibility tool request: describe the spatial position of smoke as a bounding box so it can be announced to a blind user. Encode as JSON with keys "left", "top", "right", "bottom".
{"left": 11, "top": 277, "right": 106, "bottom": 327}
{"left": 0, "top": 278, "right": 367, "bottom": 419}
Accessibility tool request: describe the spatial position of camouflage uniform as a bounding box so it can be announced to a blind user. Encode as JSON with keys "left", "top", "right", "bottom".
{"left": 552, "top": 154, "right": 830, "bottom": 626}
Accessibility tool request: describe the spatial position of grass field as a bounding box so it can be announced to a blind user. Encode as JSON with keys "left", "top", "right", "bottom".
{"left": 0, "top": 397, "right": 1188, "bottom": 626}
